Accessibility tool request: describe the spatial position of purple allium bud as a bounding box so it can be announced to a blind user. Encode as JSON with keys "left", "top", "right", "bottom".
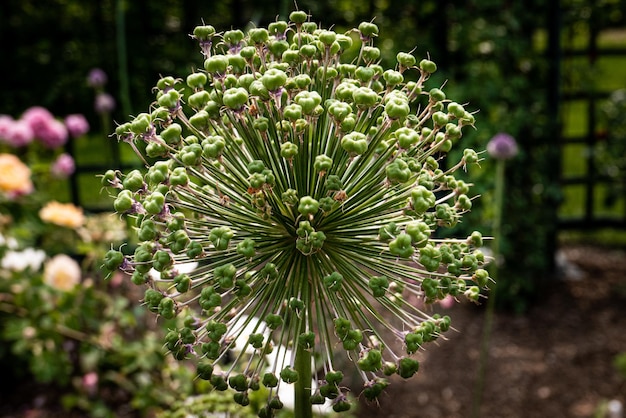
{"left": 95, "top": 92, "right": 116, "bottom": 114}
{"left": 65, "top": 114, "right": 90, "bottom": 138}
{"left": 87, "top": 68, "right": 108, "bottom": 88}
{"left": 487, "top": 132, "right": 518, "bottom": 160}
{"left": 51, "top": 153, "right": 76, "bottom": 178}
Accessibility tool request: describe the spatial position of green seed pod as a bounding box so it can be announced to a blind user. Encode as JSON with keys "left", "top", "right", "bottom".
{"left": 229, "top": 374, "right": 249, "bottom": 392}
{"left": 323, "top": 271, "right": 343, "bottom": 291}
{"left": 419, "top": 59, "right": 437, "bottom": 73}
{"left": 161, "top": 123, "right": 182, "bottom": 145}
{"left": 265, "top": 313, "right": 283, "bottom": 330}
{"left": 260, "top": 68, "right": 287, "bottom": 92}
{"left": 386, "top": 159, "right": 411, "bottom": 184}
{"left": 202, "top": 135, "right": 226, "bottom": 159}
{"left": 298, "top": 196, "right": 320, "bottom": 217}
{"left": 248, "top": 27, "right": 269, "bottom": 44}
{"left": 222, "top": 87, "right": 249, "bottom": 110}
{"left": 429, "top": 88, "right": 446, "bottom": 102}
{"left": 210, "top": 373, "right": 229, "bottom": 391}
{"left": 193, "top": 25, "right": 215, "bottom": 41}
{"left": 233, "top": 391, "right": 250, "bottom": 406}
{"left": 341, "top": 132, "right": 368, "bottom": 155}
{"left": 289, "top": 10, "right": 308, "bottom": 24}
{"left": 357, "top": 348, "right": 382, "bottom": 372}
{"left": 389, "top": 233, "right": 414, "bottom": 258}
{"left": 279, "top": 366, "right": 299, "bottom": 384}
{"left": 358, "top": 21, "right": 379, "bottom": 38}
{"left": 204, "top": 55, "right": 229, "bottom": 75}
{"left": 385, "top": 96, "right": 410, "bottom": 120}
{"left": 368, "top": 275, "right": 389, "bottom": 298}
{"left": 397, "top": 52, "right": 417, "bottom": 68}
{"left": 398, "top": 357, "right": 420, "bottom": 378}
{"left": 186, "top": 72, "right": 207, "bottom": 89}
{"left": 197, "top": 361, "right": 214, "bottom": 380}
{"left": 103, "top": 249, "right": 125, "bottom": 272}
{"left": 113, "top": 189, "right": 134, "bottom": 213}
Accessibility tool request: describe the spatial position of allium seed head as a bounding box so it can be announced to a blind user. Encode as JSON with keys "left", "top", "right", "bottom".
{"left": 105, "top": 14, "right": 488, "bottom": 413}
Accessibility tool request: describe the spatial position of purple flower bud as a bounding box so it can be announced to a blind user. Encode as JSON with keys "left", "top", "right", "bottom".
{"left": 65, "top": 114, "right": 90, "bottom": 138}
{"left": 487, "top": 132, "right": 518, "bottom": 160}
{"left": 51, "top": 153, "right": 76, "bottom": 178}
{"left": 95, "top": 93, "right": 116, "bottom": 114}
{"left": 87, "top": 68, "right": 108, "bottom": 88}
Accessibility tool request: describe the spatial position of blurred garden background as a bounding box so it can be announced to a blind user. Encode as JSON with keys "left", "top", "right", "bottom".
{"left": 0, "top": 0, "right": 625, "bottom": 417}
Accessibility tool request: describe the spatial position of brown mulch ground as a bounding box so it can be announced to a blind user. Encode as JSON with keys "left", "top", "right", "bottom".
{"left": 1, "top": 245, "right": 624, "bottom": 418}
{"left": 357, "top": 245, "right": 626, "bottom": 418}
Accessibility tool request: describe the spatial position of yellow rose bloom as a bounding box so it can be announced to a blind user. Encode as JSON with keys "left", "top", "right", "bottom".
{"left": 39, "top": 201, "right": 85, "bottom": 229}
{"left": 43, "top": 254, "right": 81, "bottom": 291}
{"left": 0, "top": 153, "right": 33, "bottom": 196}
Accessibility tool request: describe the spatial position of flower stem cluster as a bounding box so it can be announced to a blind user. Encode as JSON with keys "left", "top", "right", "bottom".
{"left": 103, "top": 11, "right": 488, "bottom": 416}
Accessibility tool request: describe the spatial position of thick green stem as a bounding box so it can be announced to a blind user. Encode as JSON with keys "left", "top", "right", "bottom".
{"left": 294, "top": 337, "right": 313, "bottom": 418}
{"left": 294, "top": 260, "right": 314, "bottom": 418}
{"left": 471, "top": 158, "right": 505, "bottom": 418}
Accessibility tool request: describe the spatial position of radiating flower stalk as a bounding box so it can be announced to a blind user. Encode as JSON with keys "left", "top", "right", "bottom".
{"left": 103, "top": 12, "right": 490, "bottom": 417}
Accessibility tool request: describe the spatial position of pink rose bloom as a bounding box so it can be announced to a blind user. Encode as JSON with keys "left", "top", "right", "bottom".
{"left": 51, "top": 153, "right": 75, "bottom": 178}
{"left": 65, "top": 114, "right": 89, "bottom": 138}
{"left": 95, "top": 93, "right": 116, "bottom": 114}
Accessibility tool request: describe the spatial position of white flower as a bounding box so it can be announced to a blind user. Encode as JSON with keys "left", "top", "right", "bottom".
{"left": 1, "top": 248, "right": 46, "bottom": 272}
{"left": 43, "top": 254, "right": 81, "bottom": 291}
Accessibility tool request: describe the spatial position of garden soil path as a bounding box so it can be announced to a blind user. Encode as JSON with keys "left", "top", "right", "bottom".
{"left": 357, "top": 245, "right": 626, "bottom": 418}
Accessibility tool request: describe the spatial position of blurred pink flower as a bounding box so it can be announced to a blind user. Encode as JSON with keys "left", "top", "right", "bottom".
{"left": 21, "top": 106, "right": 55, "bottom": 135}
{"left": 87, "top": 68, "right": 108, "bottom": 89}
{"left": 95, "top": 92, "right": 116, "bottom": 114}
{"left": 38, "top": 118, "right": 68, "bottom": 148}
{"left": 51, "top": 153, "right": 76, "bottom": 178}
{"left": 0, "top": 115, "right": 14, "bottom": 139}
{"left": 65, "top": 114, "right": 89, "bottom": 138}
{"left": 21, "top": 107, "right": 68, "bottom": 148}
{"left": 4, "top": 119, "right": 35, "bottom": 147}
{"left": 487, "top": 132, "right": 518, "bottom": 160}
{"left": 82, "top": 372, "right": 99, "bottom": 396}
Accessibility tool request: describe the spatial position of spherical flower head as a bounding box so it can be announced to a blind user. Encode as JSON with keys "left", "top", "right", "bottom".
{"left": 65, "top": 114, "right": 89, "bottom": 138}
{"left": 1, "top": 118, "right": 35, "bottom": 147}
{"left": 95, "top": 92, "right": 116, "bottom": 114}
{"left": 21, "top": 106, "right": 55, "bottom": 135}
{"left": 39, "top": 201, "right": 85, "bottom": 229}
{"left": 0, "top": 116, "right": 17, "bottom": 143}
{"left": 1, "top": 248, "right": 46, "bottom": 272}
{"left": 43, "top": 254, "right": 81, "bottom": 291}
{"left": 87, "top": 68, "right": 108, "bottom": 88}
{"left": 21, "top": 107, "right": 68, "bottom": 148}
{"left": 487, "top": 132, "right": 518, "bottom": 160}
{"left": 51, "top": 153, "right": 76, "bottom": 178}
{"left": 105, "top": 15, "right": 488, "bottom": 412}
{"left": 0, "top": 154, "right": 33, "bottom": 197}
